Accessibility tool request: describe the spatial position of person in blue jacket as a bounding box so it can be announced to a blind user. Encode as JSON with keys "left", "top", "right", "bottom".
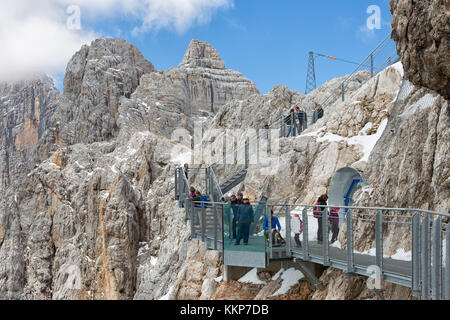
{"left": 263, "top": 210, "right": 282, "bottom": 245}
{"left": 235, "top": 198, "right": 254, "bottom": 246}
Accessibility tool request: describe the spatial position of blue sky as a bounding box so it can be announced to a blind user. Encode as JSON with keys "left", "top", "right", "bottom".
{"left": 91, "top": 0, "right": 393, "bottom": 94}
{"left": 4, "top": 1, "right": 393, "bottom": 94}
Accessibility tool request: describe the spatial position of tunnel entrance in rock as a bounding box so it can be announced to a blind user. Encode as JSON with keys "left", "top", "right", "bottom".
{"left": 328, "top": 167, "right": 365, "bottom": 223}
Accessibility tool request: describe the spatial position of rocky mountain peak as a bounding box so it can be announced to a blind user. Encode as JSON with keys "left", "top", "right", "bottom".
{"left": 64, "top": 38, "right": 155, "bottom": 99}
{"left": 179, "top": 39, "right": 226, "bottom": 69}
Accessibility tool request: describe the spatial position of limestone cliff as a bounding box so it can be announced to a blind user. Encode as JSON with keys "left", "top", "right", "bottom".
{"left": 390, "top": 0, "right": 450, "bottom": 99}
{"left": 0, "top": 75, "right": 59, "bottom": 191}
{"left": 0, "top": 38, "right": 258, "bottom": 300}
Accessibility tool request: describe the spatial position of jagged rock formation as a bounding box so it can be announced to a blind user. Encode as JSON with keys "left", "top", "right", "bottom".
{"left": 0, "top": 75, "right": 59, "bottom": 190}
{"left": 197, "top": 62, "right": 447, "bottom": 300}
{"left": 390, "top": 0, "right": 450, "bottom": 99}
{"left": 0, "top": 38, "right": 259, "bottom": 300}
{"left": 2, "top": 132, "right": 190, "bottom": 299}
{"left": 118, "top": 40, "right": 259, "bottom": 139}
{"left": 43, "top": 38, "right": 155, "bottom": 149}
{"left": 0, "top": 26, "right": 448, "bottom": 300}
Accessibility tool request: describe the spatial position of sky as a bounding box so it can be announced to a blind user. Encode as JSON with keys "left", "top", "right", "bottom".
{"left": 0, "top": 0, "right": 395, "bottom": 94}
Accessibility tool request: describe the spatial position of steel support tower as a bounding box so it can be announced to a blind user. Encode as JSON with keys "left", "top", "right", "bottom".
{"left": 305, "top": 51, "right": 317, "bottom": 94}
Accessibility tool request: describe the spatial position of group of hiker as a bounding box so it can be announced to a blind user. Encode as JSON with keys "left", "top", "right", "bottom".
{"left": 283, "top": 104, "right": 324, "bottom": 138}
{"left": 184, "top": 164, "right": 340, "bottom": 247}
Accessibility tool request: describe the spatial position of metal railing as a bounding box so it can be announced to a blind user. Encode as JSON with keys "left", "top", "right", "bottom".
{"left": 270, "top": 33, "right": 399, "bottom": 133}
{"left": 318, "top": 33, "right": 399, "bottom": 109}
{"left": 175, "top": 176, "right": 450, "bottom": 300}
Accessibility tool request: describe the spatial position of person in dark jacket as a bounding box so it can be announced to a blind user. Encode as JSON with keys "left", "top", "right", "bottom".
{"left": 295, "top": 106, "right": 307, "bottom": 134}
{"left": 316, "top": 104, "right": 324, "bottom": 120}
{"left": 183, "top": 163, "right": 189, "bottom": 180}
{"left": 230, "top": 194, "right": 240, "bottom": 239}
{"left": 236, "top": 192, "right": 244, "bottom": 204}
{"left": 235, "top": 198, "right": 254, "bottom": 246}
{"left": 284, "top": 109, "right": 295, "bottom": 137}
{"left": 315, "top": 194, "right": 328, "bottom": 244}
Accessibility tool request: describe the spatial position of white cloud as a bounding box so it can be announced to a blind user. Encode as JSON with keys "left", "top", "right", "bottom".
{"left": 128, "top": 0, "right": 234, "bottom": 35}
{"left": 0, "top": 0, "right": 233, "bottom": 82}
{"left": 0, "top": 1, "right": 98, "bottom": 82}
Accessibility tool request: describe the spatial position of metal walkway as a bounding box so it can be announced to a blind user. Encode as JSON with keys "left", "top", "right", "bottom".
{"left": 175, "top": 167, "right": 450, "bottom": 300}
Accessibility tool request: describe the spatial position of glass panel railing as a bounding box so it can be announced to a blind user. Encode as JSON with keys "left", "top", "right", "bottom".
{"left": 223, "top": 204, "right": 267, "bottom": 268}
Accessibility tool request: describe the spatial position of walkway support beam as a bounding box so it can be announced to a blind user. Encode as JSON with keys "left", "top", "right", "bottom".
{"left": 431, "top": 217, "right": 442, "bottom": 300}
{"left": 286, "top": 206, "right": 292, "bottom": 258}
{"left": 323, "top": 208, "right": 330, "bottom": 266}
{"left": 412, "top": 213, "right": 421, "bottom": 296}
{"left": 347, "top": 209, "right": 355, "bottom": 273}
{"left": 376, "top": 210, "right": 383, "bottom": 273}
{"left": 445, "top": 226, "right": 450, "bottom": 300}
{"left": 302, "top": 208, "right": 310, "bottom": 261}
{"left": 421, "top": 215, "right": 430, "bottom": 300}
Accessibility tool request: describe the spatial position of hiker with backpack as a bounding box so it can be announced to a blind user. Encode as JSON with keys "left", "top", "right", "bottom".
{"left": 329, "top": 206, "right": 340, "bottom": 244}
{"left": 313, "top": 194, "right": 329, "bottom": 244}
{"left": 235, "top": 197, "right": 254, "bottom": 246}
{"left": 262, "top": 210, "right": 282, "bottom": 246}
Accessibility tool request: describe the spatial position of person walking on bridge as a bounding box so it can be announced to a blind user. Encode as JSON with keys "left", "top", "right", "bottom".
{"left": 235, "top": 198, "right": 254, "bottom": 246}
{"left": 314, "top": 194, "right": 328, "bottom": 245}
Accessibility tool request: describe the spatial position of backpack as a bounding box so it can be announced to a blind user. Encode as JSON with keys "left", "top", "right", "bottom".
{"left": 313, "top": 202, "right": 321, "bottom": 217}
{"left": 199, "top": 195, "right": 208, "bottom": 208}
